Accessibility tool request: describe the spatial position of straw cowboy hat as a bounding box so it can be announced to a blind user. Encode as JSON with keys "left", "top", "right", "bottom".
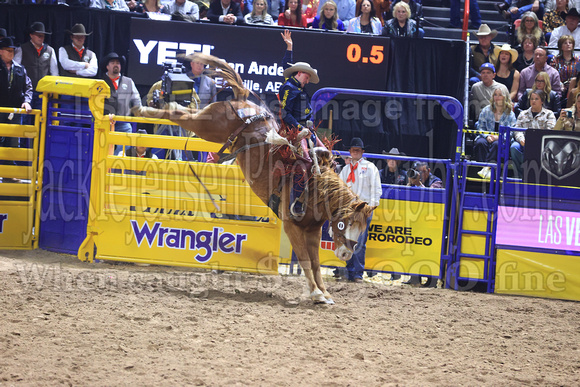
{"left": 66, "top": 23, "right": 92, "bottom": 36}
{"left": 283, "top": 62, "right": 319, "bottom": 84}
{"left": 383, "top": 147, "right": 405, "bottom": 156}
{"left": 29, "top": 22, "right": 52, "bottom": 35}
{"left": 474, "top": 24, "right": 498, "bottom": 39}
{"left": 493, "top": 43, "right": 518, "bottom": 64}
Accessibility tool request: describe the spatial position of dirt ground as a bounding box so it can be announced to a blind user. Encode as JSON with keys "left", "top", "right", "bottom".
{"left": 0, "top": 249, "right": 579, "bottom": 386}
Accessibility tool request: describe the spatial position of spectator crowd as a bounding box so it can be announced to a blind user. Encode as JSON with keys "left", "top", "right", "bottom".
{"left": 467, "top": 0, "right": 580, "bottom": 178}
{"left": 5, "top": 0, "right": 580, "bottom": 185}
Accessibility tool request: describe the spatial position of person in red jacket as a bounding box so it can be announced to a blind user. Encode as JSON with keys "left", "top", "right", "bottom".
{"left": 278, "top": 0, "right": 307, "bottom": 26}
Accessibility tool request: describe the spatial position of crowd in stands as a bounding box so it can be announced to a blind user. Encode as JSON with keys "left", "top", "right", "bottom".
{"left": 0, "top": 0, "right": 430, "bottom": 169}
{"left": 9, "top": 0, "right": 580, "bottom": 182}
{"left": 467, "top": 0, "right": 580, "bottom": 178}
{"left": 0, "top": 0, "right": 425, "bottom": 36}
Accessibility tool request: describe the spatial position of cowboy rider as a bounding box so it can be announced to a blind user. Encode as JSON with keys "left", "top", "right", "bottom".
{"left": 279, "top": 29, "right": 321, "bottom": 218}
{"left": 279, "top": 29, "right": 319, "bottom": 132}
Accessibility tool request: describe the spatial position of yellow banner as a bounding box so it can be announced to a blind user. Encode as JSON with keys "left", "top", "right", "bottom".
{"left": 92, "top": 214, "right": 280, "bottom": 274}
{"left": 0, "top": 203, "right": 34, "bottom": 249}
{"left": 319, "top": 198, "right": 445, "bottom": 275}
{"left": 496, "top": 249, "right": 580, "bottom": 301}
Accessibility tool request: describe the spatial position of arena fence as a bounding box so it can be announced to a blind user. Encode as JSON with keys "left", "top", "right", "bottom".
{"left": 0, "top": 106, "right": 44, "bottom": 249}
{"left": 55, "top": 80, "right": 281, "bottom": 274}
{"left": 3, "top": 79, "right": 580, "bottom": 301}
{"left": 308, "top": 88, "right": 463, "bottom": 282}
{"left": 493, "top": 126, "right": 580, "bottom": 301}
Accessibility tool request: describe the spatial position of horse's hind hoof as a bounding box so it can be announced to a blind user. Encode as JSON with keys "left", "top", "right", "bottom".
{"left": 324, "top": 298, "right": 335, "bottom": 305}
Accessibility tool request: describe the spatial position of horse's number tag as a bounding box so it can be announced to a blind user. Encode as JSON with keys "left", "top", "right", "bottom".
{"left": 337, "top": 221, "right": 345, "bottom": 230}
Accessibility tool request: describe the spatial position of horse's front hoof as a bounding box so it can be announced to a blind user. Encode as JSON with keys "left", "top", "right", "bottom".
{"left": 324, "top": 298, "right": 335, "bottom": 305}
{"left": 310, "top": 289, "right": 327, "bottom": 303}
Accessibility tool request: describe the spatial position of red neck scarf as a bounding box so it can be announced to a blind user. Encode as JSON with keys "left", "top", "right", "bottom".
{"left": 346, "top": 162, "right": 358, "bottom": 183}
{"left": 74, "top": 46, "right": 85, "bottom": 60}
{"left": 110, "top": 76, "right": 120, "bottom": 90}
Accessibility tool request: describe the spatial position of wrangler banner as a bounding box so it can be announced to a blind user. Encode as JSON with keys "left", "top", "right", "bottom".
{"left": 91, "top": 216, "right": 279, "bottom": 274}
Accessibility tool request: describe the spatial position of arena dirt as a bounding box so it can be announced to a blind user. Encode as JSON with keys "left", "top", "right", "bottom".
{"left": 0, "top": 249, "right": 579, "bottom": 386}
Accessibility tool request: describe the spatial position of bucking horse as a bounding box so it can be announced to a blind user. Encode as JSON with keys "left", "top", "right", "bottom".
{"left": 133, "top": 53, "right": 375, "bottom": 304}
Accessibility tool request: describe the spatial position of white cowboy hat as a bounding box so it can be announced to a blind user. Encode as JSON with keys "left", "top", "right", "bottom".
{"left": 493, "top": 43, "right": 519, "bottom": 64}
{"left": 474, "top": 24, "right": 498, "bottom": 39}
{"left": 283, "top": 62, "right": 319, "bottom": 84}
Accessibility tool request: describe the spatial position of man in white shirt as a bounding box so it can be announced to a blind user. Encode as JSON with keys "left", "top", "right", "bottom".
{"left": 58, "top": 24, "right": 98, "bottom": 78}
{"left": 338, "top": 137, "right": 382, "bottom": 283}
{"left": 548, "top": 8, "right": 580, "bottom": 53}
{"left": 14, "top": 22, "right": 59, "bottom": 120}
{"left": 167, "top": 0, "right": 200, "bottom": 19}
{"left": 14, "top": 22, "right": 59, "bottom": 92}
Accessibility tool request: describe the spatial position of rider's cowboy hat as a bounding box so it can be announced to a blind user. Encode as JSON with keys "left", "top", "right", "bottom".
{"left": 283, "top": 62, "right": 319, "bottom": 84}
{"left": 66, "top": 23, "right": 92, "bottom": 36}
{"left": 493, "top": 43, "right": 518, "bottom": 63}
{"left": 29, "top": 22, "right": 52, "bottom": 35}
{"left": 474, "top": 24, "right": 497, "bottom": 39}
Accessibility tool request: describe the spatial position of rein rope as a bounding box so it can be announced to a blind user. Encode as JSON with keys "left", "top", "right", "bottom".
{"left": 183, "top": 134, "right": 221, "bottom": 212}
{"left": 215, "top": 100, "right": 272, "bottom": 160}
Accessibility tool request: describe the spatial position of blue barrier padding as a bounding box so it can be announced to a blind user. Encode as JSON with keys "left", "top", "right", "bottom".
{"left": 39, "top": 98, "right": 94, "bottom": 254}
{"left": 462, "top": 192, "right": 496, "bottom": 211}
{"left": 381, "top": 185, "right": 447, "bottom": 204}
{"left": 503, "top": 182, "right": 580, "bottom": 204}
{"left": 495, "top": 244, "right": 580, "bottom": 257}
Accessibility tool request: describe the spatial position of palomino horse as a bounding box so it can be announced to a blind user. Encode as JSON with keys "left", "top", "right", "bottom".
{"left": 134, "top": 53, "right": 374, "bottom": 304}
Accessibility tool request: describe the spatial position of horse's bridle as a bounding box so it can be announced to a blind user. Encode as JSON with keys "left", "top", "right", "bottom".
{"left": 330, "top": 218, "right": 359, "bottom": 252}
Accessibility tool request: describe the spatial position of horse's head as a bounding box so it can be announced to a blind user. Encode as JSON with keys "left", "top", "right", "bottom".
{"left": 328, "top": 200, "right": 375, "bottom": 261}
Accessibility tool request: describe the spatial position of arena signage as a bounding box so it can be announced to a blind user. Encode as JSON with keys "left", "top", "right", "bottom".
{"left": 0, "top": 214, "right": 6, "bottom": 233}
{"left": 131, "top": 220, "right": 247, "bottom": 263}
{"left": 497, "top": 206, "right": 580, "bottom": 253}
{"left": 318, "top": 198, "right": 445, "bottom": 276}
{"left": 128, "top": 18, "right": 390, "bottom": 95}
{"left": 367, "top": 224, "right": 433, "bottom": 246}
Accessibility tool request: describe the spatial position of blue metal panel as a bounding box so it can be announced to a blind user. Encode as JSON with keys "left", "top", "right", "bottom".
{"left": 313, "top": 88, "right": 465, "bottom": 162}
{"left": 39, "top": 97, "right": 93, "bottom": 254}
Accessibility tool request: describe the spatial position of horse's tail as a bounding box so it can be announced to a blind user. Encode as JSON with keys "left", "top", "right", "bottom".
{"left": 190, "top": 53, "right": 250, "bottom": 101}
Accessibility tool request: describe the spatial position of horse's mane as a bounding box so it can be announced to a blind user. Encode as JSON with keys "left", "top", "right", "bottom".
{"left": 190, "top": 53, "right": 250, "bottom": 101}
{"left": 314, "top": 167, "right": 368, "bottom": 224}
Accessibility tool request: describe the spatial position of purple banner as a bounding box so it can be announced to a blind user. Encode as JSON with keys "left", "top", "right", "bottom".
{"left": 497, "top": 206, "right": 580, "bottom": 252}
